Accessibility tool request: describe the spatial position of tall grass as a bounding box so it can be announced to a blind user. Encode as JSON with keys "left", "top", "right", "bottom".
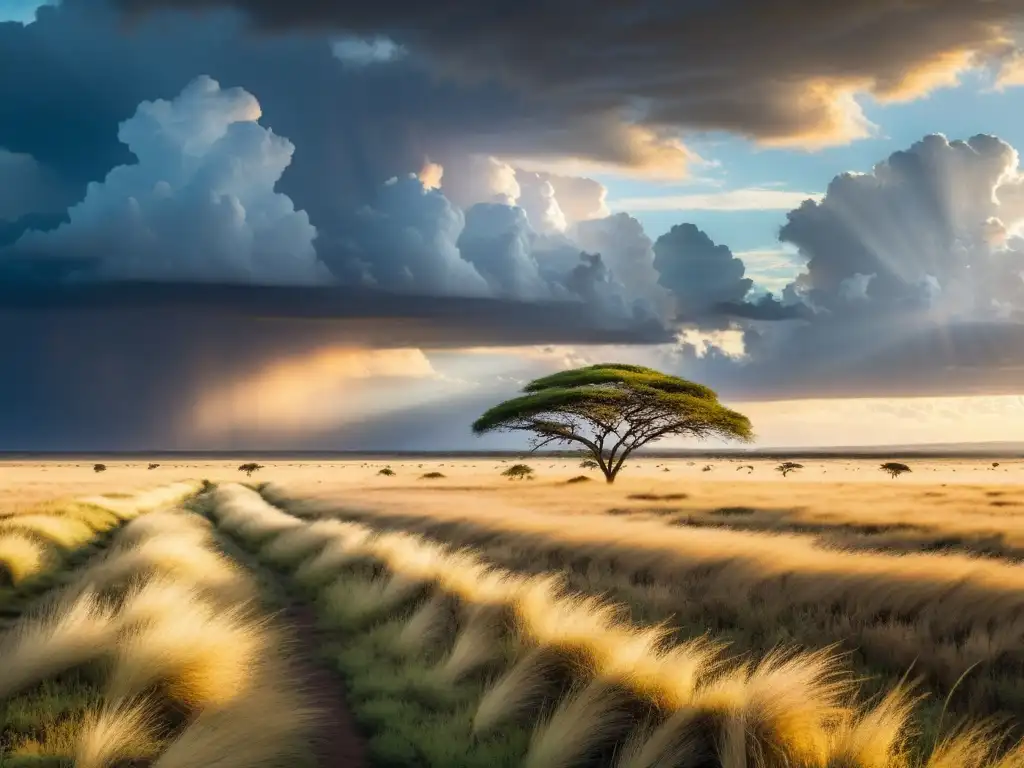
{"left": 215, "top": 483, "right": 1024, "bottom": 768}
{"left": 0, "top": 499, "right": 316, "bottom": 765}
{"left": 0, "top": 532, "right": 53, "bottom": 586}
{"left": 274, "top": 488, "right": 1024, "bottom": 717}
{"left": 0, "top": 482, "right": 202, "bottom": 591}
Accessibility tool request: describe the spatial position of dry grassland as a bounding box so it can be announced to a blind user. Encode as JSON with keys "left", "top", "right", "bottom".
{"left": 0, "top": 479, "right": 316, "bottom": 766}
{"left": 4, "top": 457, "right": 1024, "bottom": 767}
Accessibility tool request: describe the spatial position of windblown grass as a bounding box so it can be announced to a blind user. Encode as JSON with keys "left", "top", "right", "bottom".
{"left": 273, "top": 487, "right": 1024, "bottom": 722}
{"left": 0, "top": 497, "right": 315, "bottom": 765}
{"left": 0, "top": 483, "right": 202, "bottom": 600}
{"left": 0, "top": 533, "right": 53, "bottom": 587}
{"left": 214, "top": 483, "right": 1024, "bottom": 768}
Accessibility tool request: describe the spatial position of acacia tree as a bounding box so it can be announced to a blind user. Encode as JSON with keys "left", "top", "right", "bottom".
{"left": 502, "top": 464, "right": 535, "bottom": 480}
{"left": 880, "top": 462, "right": 911, "bottom": 479}
{"left": 776, "top": 461, "right": 803, "bottom": 478}
{"left": 472, "top": 364, "right": 752, "bottom": 484}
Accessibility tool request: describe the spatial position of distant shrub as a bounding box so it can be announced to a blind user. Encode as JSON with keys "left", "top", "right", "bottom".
{"left": 992, "top": 462, "right": 1000, "bottom": 468}
{"left": 502, "top": 464, "right": 534, "bottom": 480}
{"left": 880, "top": 462, "right": 911, "bottom": 479}
{"left": 420, "top": 472, "right": 445, "bottom": 480}
{"left": 565, "top": 475, "right": 592, "bottom": 484}
{"left": 238, "top": 462, "right": 264, "bottom": 477}
{"left": 148, "top": 463, "right": 160, "bottom": 470}
{"left": 93, "top": 464, "right": 107, "bottom": 473}
{"left": 776, "top": 462, "right": 803, "bottom": 478}
{"left": 702, "top": 465, "right": 713, "bottom": 472}
{"left": 579, "top": 459, "right": 600, "bottom": 470}
{"left": 378, "top": 467, "right": 396, "bottom": 476}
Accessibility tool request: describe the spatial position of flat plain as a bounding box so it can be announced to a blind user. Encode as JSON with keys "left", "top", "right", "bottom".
{"left": 4, "top": 455, "right": 1024, "bottom": 767}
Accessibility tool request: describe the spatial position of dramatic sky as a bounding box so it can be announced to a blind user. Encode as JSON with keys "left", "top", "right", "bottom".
{"left": 3, "top": 0, "right": 1024, "bottom": 450}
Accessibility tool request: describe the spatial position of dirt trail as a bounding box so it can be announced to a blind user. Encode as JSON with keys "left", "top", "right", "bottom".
{"left": 278, "top": 597, "right": 369, "bottom": 768}
{"left": 203, "top": 505, "right": 369, "bottom": 768}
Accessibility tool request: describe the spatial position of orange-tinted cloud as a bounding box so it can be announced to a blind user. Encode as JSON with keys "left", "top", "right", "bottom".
{"left": 192, "top": 347, "right": 440, "bottom": 438}
{"left": 110, "top": 0, "right": 1024, "bottom": 153}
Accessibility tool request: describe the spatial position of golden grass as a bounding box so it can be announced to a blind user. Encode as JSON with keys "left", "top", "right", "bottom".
{"left": 108, "top": 583, "right": 268, "bottom": 709}
{"left": 0, "top": 588, "right": 119, "bottom": 699}
{"left": 280, "top": 486, "right": 1024, "bottom": 709}
{"left": 74, "top": 698, "right": 162, "bottom": 768}
{"left": 84, "top": 531, "right": 254, "bottom": 605}
{"left": 0, "top": 496, "right": 314, "bottom": 765}
{"left": 216, "top": 483, "right": 1024, "bottom": 768}
{"left": 0, "top": 482, "right": 202, "bottom": 594}
{"left": 0, "top": 531, "right": 54, "bottom": 585}
{"left": 113, "top": 509, "right": 215, "bottom": 549}
{"left": 0, "top": 513, "right": 97, "bottom": 548}
{"left": 151, "top": 673, "right": 319, "bottom": 768}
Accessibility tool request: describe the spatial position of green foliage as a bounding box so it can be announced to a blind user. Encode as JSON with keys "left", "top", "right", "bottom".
{"left": 238, "top": 462, "right": 265, "bottom": 477}
{"left": 501, "top": 464, "right": 534, "bottom": 480}
{"left": 522, "top": 363, "right": 717, "bottom": 399}
{"left": 881, "top": 462, "right": 911, "bottom": 478}
{"left": 579, "top": 460, "right": 600, "bottom": 470}
{"left": 378, "top": 467, "right": 396, "bottom": 477}
{"left": 472, "top": 363, "right": 752, "bottom": 484}
{"left": 776, "top": 462, "right": 803, "bottom": 477}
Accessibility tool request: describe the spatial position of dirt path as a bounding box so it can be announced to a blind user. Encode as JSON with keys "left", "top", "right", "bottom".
{"left": 203, "top": 513, "right": 369, "bottom": 768}
{"left": 277, "top": 596, "right": 369, "bottom": 768}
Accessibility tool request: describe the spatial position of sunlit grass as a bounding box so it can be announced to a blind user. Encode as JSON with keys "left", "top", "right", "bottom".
{"left": 0, "top": 483, "right": 314, "bottom": 767}
{"left": 214, "top": 483, "right": 1024, "bottom": 768}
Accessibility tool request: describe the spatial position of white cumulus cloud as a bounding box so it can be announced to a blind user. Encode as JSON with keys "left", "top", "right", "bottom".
{"left": 11, "top": 75, "right": 329, "bottom": 284}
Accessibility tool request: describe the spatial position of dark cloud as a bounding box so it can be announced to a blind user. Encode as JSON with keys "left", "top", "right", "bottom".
{"left": 318, "top": 174, "right": 488, "bottom": 295}
{"left": 10, "top": 75, "right": 329, "bottom": 284}
{"left": 653, "top": 223, "right": 754, "bottom": 320}
{"left": 0, "top": 148, "right": 72, "bottom": 222}
{"left": 5, "top": 0, "right": 1024, "bottom": 450}
{"left": 668, "top": 134, "right": 1024, "bottom": 400}
{"left": 780, "top": 134, "right": 1024, "bottom": 317}
{"left": 456, "top": 203, "right": 549, "bottom": 299}
{"left": 0, "top": 282, "right": 672, "bottom": 450}
{"left": 672, "top": 317, "right": 1024, "bottom": 402}
{"left": 109, "top": 0, "right": 1024, "bottom": 148}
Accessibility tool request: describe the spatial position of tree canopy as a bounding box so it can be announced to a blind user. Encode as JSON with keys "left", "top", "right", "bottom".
{"left": 472, "top": 363, "right": 752, "bottom": 483}
{"left": 880, "top": 462, "right": 911, "bottom": 478}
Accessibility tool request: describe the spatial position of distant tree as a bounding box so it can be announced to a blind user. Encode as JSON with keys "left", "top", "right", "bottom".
{"left": 880, "top": 462, "right": 911, "bottom": 479}
{"left": 776, "top": 462, "right": 803, "bottom": 478}
{"left": 992, "top": 462, "right": 1000, "bottom": 468}
{"left": 420, "top": 472, "right": 445, "bottom": 480}
{"left": 238, "top": 462, "right": 264, "bottom": 477}
{"left": 502, "top": 464, "right": 535, "bottom": 480}
{"left": 472, "top": 364, "right": 752, "bottom": 484}
{"left": 579, "top": 459, "right": 600, "bottom": 470}
{"left": 93, "top": 463, "right": 107, "bottom": 473}
{"left": 378, "top": 467, "right": 396, "bottom": 477}
{"left": 702, "top": 465, "right": 713, "bottom": 472}
{"left": 147, "top": 463, "right": 160, "bottom": 470}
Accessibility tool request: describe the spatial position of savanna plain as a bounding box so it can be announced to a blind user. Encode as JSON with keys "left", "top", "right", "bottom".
{"left": 5, "top": 456, "right": 1024, "bottom": 767}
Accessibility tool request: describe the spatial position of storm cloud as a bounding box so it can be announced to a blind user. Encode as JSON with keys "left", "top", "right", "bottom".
{"left": 110, "top": 0, "right": 1024, "bottom": 149}
{"left": 11, "top": 76, "right": 328, "bottom": 284}
{"left": 670, "top": 134, "right": 1024, "bottom": 400}
{"left": 3, "top": 0, "right": 1024, "bottom": 448}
